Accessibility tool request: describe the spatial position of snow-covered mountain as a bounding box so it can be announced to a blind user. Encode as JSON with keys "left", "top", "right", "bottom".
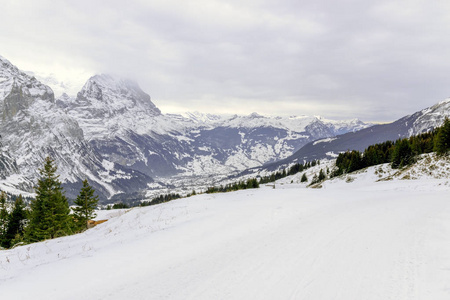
{"left": 0, "top": 55, "right": 153, "bottom": 200}
{"left": 0, "top": 55, "right": 372, "bottom": 200}
{"left": 16, "top": 54, "right": 450, "bottom": 202}
{"left": 56, "top": 74, "right": 372, "bottom": 182}
{"left": 262, "top": 98, "right": 450, "bottom": 171}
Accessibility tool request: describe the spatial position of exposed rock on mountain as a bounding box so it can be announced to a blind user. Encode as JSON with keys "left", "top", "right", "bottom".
{"left": 262, "top": 98, "right": 450, "bottom": 171}
{"left": 0, "top": 54, "right": 374, "bottom": 200}
{"left": 0, "top": 56, "right": 153, "bottom": 200}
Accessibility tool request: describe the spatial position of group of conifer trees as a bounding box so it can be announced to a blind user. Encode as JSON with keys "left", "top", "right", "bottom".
{"left": 259, "top": 160, "right": 319, "bottom": 184}
{"left": 206, "top": 178, "right": 260, "bottom": 194}
{"left": 333, "top": 118, "right": 450, "bottom": 176}
{"left": 0, "top": 157, "right": 99, "bottom": 249}
{"left": 140, "top": 193, "right": 182, "bottom": 206}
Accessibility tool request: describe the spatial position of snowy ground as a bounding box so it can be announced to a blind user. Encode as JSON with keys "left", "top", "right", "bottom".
{"left": 1, "top": 161, "right": 450, "bottom": 299}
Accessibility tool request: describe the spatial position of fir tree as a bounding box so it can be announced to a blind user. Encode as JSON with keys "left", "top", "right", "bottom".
{"left": 434, "top": 117, "right": 450, "bottom": 155}
{"left": 391, "top": 139, "right": 413, "bottom": 168}
{"left": 25, "top": 157, "right": 72, "bottom": 242}
{"left": 73, "top": 179, "right": 99, "bottom": 230}
{"left": 311, "top": 173, "right": 319, "bottom": 184}
{"left": 4, "top": 195, "right": 27, "bottom": 248}
{"left": 318, "top": 169, "right": 326, "bottom": 181}
{"left": 301, "top": 173, "right": 308, "bottom": 183}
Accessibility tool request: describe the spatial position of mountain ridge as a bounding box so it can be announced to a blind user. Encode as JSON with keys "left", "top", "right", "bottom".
{"left": 1, "top": 53, "right": 447, "bottom": 202}
{"left": 258, "top": 98, "right": 450, "bottom": 172}
{"left": 0, "top": 56, "right": 154, "bottom": 200}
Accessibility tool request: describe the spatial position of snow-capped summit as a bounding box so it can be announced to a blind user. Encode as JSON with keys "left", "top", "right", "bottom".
{"left": 181, "top": 111, "right": 234, "bottom": 125}
{"left": 318, "top": 117, "right": 372, "bottom": 135}
{"left": 77, "top": 74, "right": 160, "bottom": 116}
{"left": 58, "top": 74, "right": 162, "bottom": 139}
{"left": 0, "top": 55, "right": 54, "bottom": 119}
{"left": 0, "top": 57, "right": 153, "bottom": 200}
{"left": 249, "top": 112, "right": 264, "bottom": 118}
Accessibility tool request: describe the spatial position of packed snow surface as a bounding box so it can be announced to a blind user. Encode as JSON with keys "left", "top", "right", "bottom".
{"left": 1, "top": 176, "right": 450, "bottom": 299}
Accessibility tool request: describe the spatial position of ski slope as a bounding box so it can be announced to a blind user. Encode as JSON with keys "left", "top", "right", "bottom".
{"left": 1, "top": 175, "right": 450, "bottom": 299}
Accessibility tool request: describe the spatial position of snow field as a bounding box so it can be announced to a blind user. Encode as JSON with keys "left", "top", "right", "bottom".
{"left": 1, "top": 178, "right": 450, "bottom": 299}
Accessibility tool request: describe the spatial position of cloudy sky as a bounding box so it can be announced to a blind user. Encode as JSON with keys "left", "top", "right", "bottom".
{"left": 1, "top": 0, "right": 450, "bottom": 122}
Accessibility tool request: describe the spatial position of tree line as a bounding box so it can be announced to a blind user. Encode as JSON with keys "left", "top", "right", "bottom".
{"left": 333, "top": 117, "right": 450, "bottom": 176}
{"left": 0, "top": 157, "right": 99, "bottom": 249}
{"left": 7, "top": 118, "right": 446, "bottom": 248}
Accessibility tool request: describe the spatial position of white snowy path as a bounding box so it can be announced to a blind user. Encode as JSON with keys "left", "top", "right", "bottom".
{"left": 1, "top": 180, "right": 450, "bottom": 299}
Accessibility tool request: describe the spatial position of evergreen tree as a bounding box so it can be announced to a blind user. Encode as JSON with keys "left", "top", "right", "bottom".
{"left": 434, "top": 117, "right": 450, "bottom": 155}
{"left": 4, "top": 195, "right": 27, "bottom": 248}
{"left": 112, "top": 202, "right": 130, "bottom": 209}
{"left": 311, "top": 173, "right": 319, "bottom": 184}
{"left": 391, "top": 139, "right": 413, "bottom": 168}
{"left": 318, "top": 169, "right": 326, "bottom": 181}
{"left": 25, "top": 157, "right": 72, "bottom": 242}
{"left": 73, "top": 179, "right": 99, "bottom": 230}
{"left": 0, "top": 191, "right": 9, "bottom": 247}
{"left": 301, "top": 173, "right": 308, "bottom": 183}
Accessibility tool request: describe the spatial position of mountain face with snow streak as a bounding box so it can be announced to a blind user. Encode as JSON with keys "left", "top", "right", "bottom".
{"left": 56, "top": 75, "right": 372, "bottom": 181}
{"left": 406, "top": 98, "right": 450, "bottom": 135}
{"left": 0, "top": 56, "right": 153, "bottom": 200}
{"left": 261, "top": 98, "right": 450, "bottom": 171}
{"left": 0, "top": 54, "right": 374, "bottom": 200}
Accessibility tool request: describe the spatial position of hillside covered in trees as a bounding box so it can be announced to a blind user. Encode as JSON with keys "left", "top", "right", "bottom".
{"left": 332, "top": 118, "right": 450, "bottom": 176}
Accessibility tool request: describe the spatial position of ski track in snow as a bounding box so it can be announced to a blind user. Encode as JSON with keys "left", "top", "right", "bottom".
{"left": 1, "top": 179, "right": 450, "bottom": 299}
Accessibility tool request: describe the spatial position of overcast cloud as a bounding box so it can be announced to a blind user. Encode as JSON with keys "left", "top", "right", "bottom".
{"left": 1, "top": 0, "right": 450, "bottom": 122}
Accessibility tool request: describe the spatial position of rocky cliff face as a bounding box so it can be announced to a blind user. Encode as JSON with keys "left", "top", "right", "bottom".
{"left": 56, "top": 75, "right": 373, "bottom": 180}
{"left": 0, "top": 54, "right": 375, "bottom": 200}
{"left": 0, "top": 56, "right": 153, "bottom": 201}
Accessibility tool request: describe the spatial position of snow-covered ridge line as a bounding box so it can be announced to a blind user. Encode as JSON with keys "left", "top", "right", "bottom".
{"left": 180, "top": 111, "right": 372, "bottom": 134}
{"left": 1, "top": 53, "right": 449, "bottom": 202}
{"left": 313, "top": 137, "right": 337, "bottom": 145}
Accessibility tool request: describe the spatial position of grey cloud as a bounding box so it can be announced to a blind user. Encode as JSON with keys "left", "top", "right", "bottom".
{"left": 1, "top": 0, "right": 450, "bottom": 122}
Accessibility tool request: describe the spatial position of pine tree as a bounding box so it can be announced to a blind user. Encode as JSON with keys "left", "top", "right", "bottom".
{"left": 318, "top": 169, "right": 326, "bottom": 181}
{"left": 4, "top": 195, "right": 27, "bottom": 248}
{"left": 301, "top": 173, "right": 308, "bottom": 183}
{"left": 0, "top": 191, "right": 9, "bottom": 248}
{"left": 73, "top": 179, "right": 99, "bottom": 230}
{"left": 434, "top": 117, "right": 450, "bottom": 155}
{"left": 25, "top": 157, "right": 72, "bottom": 242}
{"left": 391, "top": 139, "right": 413, "bottom": 168}
{"left": 311, "top": 173, "right": 319, "bottom": 184}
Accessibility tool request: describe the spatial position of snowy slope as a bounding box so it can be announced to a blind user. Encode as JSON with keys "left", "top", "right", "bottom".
{"left": 1, "top": 158, "right": 450, "bottom": 299}
{"left": 408, "top": 98, "right": 450, "bottom": 135}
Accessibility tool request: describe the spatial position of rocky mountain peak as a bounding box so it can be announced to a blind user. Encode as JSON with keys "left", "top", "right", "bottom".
{"left": 76, "top": 74, "right": 161, "bottom": 116}
{"left": 408, "top": 97, "right": 450, "bottom": 135}
{"left": 0, "top": 55, "right": 54, "bottom": 121}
